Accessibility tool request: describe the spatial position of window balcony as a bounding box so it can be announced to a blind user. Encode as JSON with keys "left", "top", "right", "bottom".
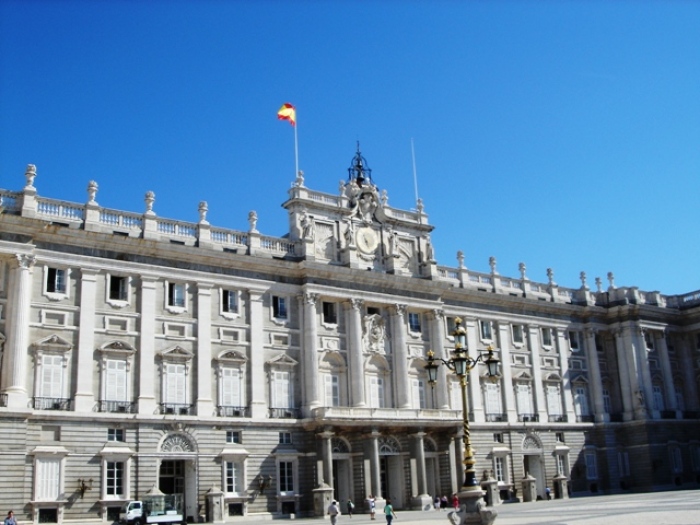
{"left": 609, "top": 413, "right": 624, "bottom": 422}
{"left": 217, "top": 405, "right": 250, "bottom": 418}
{"left": 682, "top": 410, "right": 700, "bottom": 420}
{"left": 99, "top": 400, "right": 136, "bottom": 414}
{"left": 269, "top": 407, "right": 301, "bottom": 419}
{"left": 485, "top": 413, "right": 506, "bottom": 422}
{"left": 33, "top": 397, "right": 72, "bottom": 411}
{"left": 548, "top": 414, "right": 568, "bottom": 423}
{"left": 160, "top": 403, "right": 194, "bottom": 415}
{"left": 660, "top": 410, "right": 677, "bottom": 420}
{"left": 517, "top": 413, "right": 539, "bottom": 422}
{"left": 575, "top": 415, "right": 595, "bottom": 423}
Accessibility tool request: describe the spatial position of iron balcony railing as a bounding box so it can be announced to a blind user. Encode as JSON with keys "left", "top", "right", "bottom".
{"left": 576, "top": 415, "right": 595, "bottom": 423}
{"left": 217, "top": 405, "right": 250, "bottom": 418}
{"left": 269, "top": 407, "right": 301, "bottom": 419}
{"left": 160, "top": 403, "right": 194, "bottom": 416}
{"left": 517, "top": 413, "right": 539, "bottom": 423}
{"left": 99, "top": 400, "right": 136, "bottom": 414}
{"left": 485, "top": 413, "right": 506, "bottom": 422}
{"left": 33, "top": 397, "right": 72, "bottom": 411}
{"left": 548, "top": 415, "right": 568, "bottom": 423}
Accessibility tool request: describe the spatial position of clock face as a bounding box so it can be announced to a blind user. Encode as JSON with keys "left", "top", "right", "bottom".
{"left": 356, "top": 227, "right": 379, "bottom": 254}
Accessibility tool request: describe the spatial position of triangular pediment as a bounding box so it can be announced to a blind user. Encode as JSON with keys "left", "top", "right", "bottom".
{"left": 33, "top": 334, "right": 72, "bottom": 352}
{"left": 100, "top": 340, "right": 136, "bottom": 355}
{"left": 217, "top": 349, "right": 247, "bottom": 362}
{"left": 160, "top": 345, "right": 194, "bottom": 361}
{"left": 267, "top": 354, "right": 298, "bottom": 367}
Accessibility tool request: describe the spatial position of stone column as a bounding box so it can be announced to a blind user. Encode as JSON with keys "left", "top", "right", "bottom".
{"left": 555, "top": 328, "right": 576, "bottom": 422}
{"left": 196, "top": 283, "right": 214, "bottom": 416}
{"left": 74, "top": 268, "right": 98, "bottom": 412}
{"left": 464, "top": 317, "right": 484, "bottom": 422}
{"left": 613, "top": 327, "right": 634, "bottom": 421}
{"left": 345, "top": 299, "right": 365, "bottom": 407}
{"left": 428, "top": 310, "right": 449, "bottom": 409}
{"left": 369, "top": 430, "right": 382, "bottom": 499}
{"left": 391, "top": 304, "right": 411, "bottom": 409}
{"left": 583, "top": 328, "right": 606, "bottom": 422}
{"left": 526, "top": 325, "right": 547, "bottom": 421}
{"left": 628, "top": 324, "right": 654, "bottom": 419}
{"left": 677, "top": 334, "right": 699, "bottom": 411}
{"left": 137, "top": 276, "right": 157, "bottom": 414}
{"left": 654, "top": 330, "right": 677, "bottom": 413}
{"left": 411, "top": 431, "right": 432, "bottom": 509}
{"left": 248, "top": 290, "right": 267, "bottom": 418}
{"left": 302, "top": 292, "right": 320, "bottom": 414}
{"left": 4, "top": 254, "right": 35, "bottom": 409}
{"left": 319, "top": 430, "right": 334, "bottom": 487}
{"left": 496, "top": 322, "right": 516, "bottom": 422}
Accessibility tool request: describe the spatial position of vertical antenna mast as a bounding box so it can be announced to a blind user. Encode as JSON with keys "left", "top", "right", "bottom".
{"left": 411, "top": 138, "right": 419, "bottom": 203}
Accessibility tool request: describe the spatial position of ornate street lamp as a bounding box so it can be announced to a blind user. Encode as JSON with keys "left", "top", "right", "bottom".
{"left": 425, "top": 317, "right": 501, "bottom": 490}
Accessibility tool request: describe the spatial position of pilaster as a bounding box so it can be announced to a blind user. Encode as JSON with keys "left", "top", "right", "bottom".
{"left": 74, "top": 268, "right": 99, "bottom": 412}
{"left": 555, "top": 328, "right": 576, "bottom": 423}
{"left": 390, "top": 304, "right": 411, "bottom": 409}
{"left": 196, "top": 282, "right": 214, "bottom": 416}
{"left": 583, "top": 328, "right": 606, "bottom": 422}
{"left": 428, "top": 309, "right": 449, "bottom": 409}
{"left": 654, "top": 330, "right": 677, "bottom": 413}
{"left": 345, "top": 299, "right": 365, "bottom": 407}
{"left": 137, "top": 275, "right": 157, "bottom": 414}
{"left": 495, "top": 322, "right": 517, "bottom": 422}
{"left": 302, "top": 291, "right": 320, "bottom": 414}
{"left": 526, "top": 325, "right": 547, "bottom": 421}
{"left": 248, "top": 290, "right": 267, "bottom": 418}
{"left": 613, "top": 327, "right": 634, "bottom": 420}
{"left": 464, "top": 317, "right": 484, "bottom": 422}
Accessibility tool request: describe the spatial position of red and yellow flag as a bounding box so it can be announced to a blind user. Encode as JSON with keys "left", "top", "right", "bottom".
{"left": 277, "top": 103, "right": 296, "bottom": 126}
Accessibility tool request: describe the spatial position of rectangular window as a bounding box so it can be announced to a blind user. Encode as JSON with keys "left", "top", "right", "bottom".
{"left": 221, "top": 368, "right": 243, "bottom": 408}
{"left": 574, "top": 386, "right": 590, "bottom": 416}
{"left": 675, "top": 386, "right": 685, "bottom": 412}
{"left": 450, "top": 380, "right": 461, "bottom": 410}
{"left": 109, "top": 275, "right": 128, "bottom": 301}
{"left": 369, "top": 376, "right": 385, "bottom": 408}
{"left": 225, "top": 461, "right": 244, "bottom": 493}
{"left": 568, "top": 331, "right": 580, "bottom": 351}
{"left": 272, "top": 371, "right": 292, "bottom": 408}
{"left": 516, "top": 384, "right": 533, "bottom": 415}
{"left": 222, "top": 289, "right": 238, "bottom": 314}
{"left": 278, "top": 461, "right": 294, "bottom": 493}
{"left": 367, "top": 307, "right": 380, "bottom": 316}
{"left": 324, "top": 374, "right": 340, "bottom": 407}
{"left": 595, "top": 335, "right": 604, "bottom": 352}
{"left": 165, "top": 363, "right": 186, "bottom": 404}
{"left": 272, "top": 296, "right": 288, "bottom": 319}
{"left": 652, "top": 385, "right": 665, "bottom": 411}
{"left": 106, "top": 461, "right": 124, "bottom": 497}
{"left": 671, "top": 447, "right": 683, "bottom": 473}
{"left": 107, "top": 428, "right": 125, "bottom": 442}
{"left": 484, "top": 383, "right": 502, "bottom": 416}
{"left": 279, "top": 432, "right": 292, "bottom": 445}
{"left": 556, "top": 432, "right": 565, "bottom": 443}
{"left": 512, "top": 325, "right": 524, "bottom": 345}
{"left": 105, "top": 359, "right": 128, "bottom": 402}
{"left": 546, "top": 385, "right": 562, "bottom": 416}
{"left": 322, "top": 302, "right": 337, "bottom": 324}
{"left": 541, "top": 327, "right": 553, "bottom": 347}
{"left": 226, "top": 431, "right": 241, "bottom": 444}
{"left": 40, "top": 355, "right": 63, "bottom": 399}
{"left": 46, "top": 267, "right": 67, "bottom": 294}
{"left": 585, "top": 452, "right": 598, "bottom": 480}
{"left": 480, "top": 320, "right": 492, "bottom": 340}
{"left": 493, "top": 433, "right": 504, "bottom": 443}
{"left": 644, "top": 332, "right": 655, "bottom": 350}
{"left": 602, "top": 388, "right": 611, "bottom": 414}
{"left": 494, "top": 456, "right": 505, "bottom": 482}
{"left": 618, "top": 451, "right": 630, "bottom": 477}
{"left": 411, "top": 378, "right": 426, "bottom": 409}
{"left": 36, "top": 457, "right": 61, "bottom": 501}
{"left": 408, "top": 312, "right": 422, "bottom": 333}
{"left": 556, "top": 454, "right": 567, "bottom": 476}
{"left": 168, "top": 282, "right": 186, "bottom": 307}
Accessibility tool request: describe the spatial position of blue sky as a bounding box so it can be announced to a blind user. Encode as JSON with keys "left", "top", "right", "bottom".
{"left": 1, "top": 0, "right": 699, "bottom": 295}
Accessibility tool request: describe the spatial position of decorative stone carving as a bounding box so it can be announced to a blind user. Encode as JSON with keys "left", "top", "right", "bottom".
{"left": 161, "top": 433, "right": 194, "bottom": 452}
{"left": 144, "top": 191, "right": 155, "bottom": 216}
{"left": 248, "top": 210, "right": 258, "bottom": 232}
{"left": 25, "top": 164, "right": 37, "bottom": 189}
{"left": 363, "top": 314, "right": 386, "bottom": 354}
{"left": 87, "top": 181, "right": 98, "bottom": 204}
{"left": 300, "top": 210, "right": 314, "bottom": 241}
{"left": 198, "top": 201, "right": 208, "bottom": 224}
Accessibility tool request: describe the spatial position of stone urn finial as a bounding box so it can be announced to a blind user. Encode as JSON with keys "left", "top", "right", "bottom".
{"left": 198, "top": 201, "right": 208, "bottom": 224}
{"left": 25, "top": 164, "right": 37, "bottom": 189}
{"left": 87, "top": 180, "right": 98, "bottom": 205}
{"left": 144, "top": 191, "right": 156, "bottom": 216}
{"left": 248, "top": 210, "right": 258, "bottom": 233}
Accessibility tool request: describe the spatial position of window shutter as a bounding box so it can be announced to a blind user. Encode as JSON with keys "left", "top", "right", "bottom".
{"left": 222, "top": 368, "right": 241, "bottom": 406}
{"left": 485, "top": 383, "right": 502, "bottom": 414}
{"left": 41, "top": 355, "right": 63, "bottom": 398}
{"left": 106, "top": 360, "right": 127, "bottom": 401}
{"left": 547, "top": 385, "right": 562, "bottom": 416}
{"left": 574, "top": 386, "right": 589, "bottom": 416}
{"left": 516, "top": 384, "right": 532, "bottom": 414}
{"left": 652, "top": 385, "right": 664, "bottom": 411}
{"left": 166, "top": 364, "right": 186, "bottom": 404}
{"left": 274, "top": 371, "right": 291, "bottom": 408}
{"left": 37, "top": 458, "right": 61, "bottom": 500}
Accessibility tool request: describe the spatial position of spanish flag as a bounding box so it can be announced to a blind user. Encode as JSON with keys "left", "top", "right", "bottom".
{"left": 277, "top": 103, "right": 296, "bottom": 126}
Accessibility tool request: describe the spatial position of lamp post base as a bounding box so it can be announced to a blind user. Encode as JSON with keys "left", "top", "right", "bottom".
{"left": 446, "top": 489, "right": 497, "bottom": 525}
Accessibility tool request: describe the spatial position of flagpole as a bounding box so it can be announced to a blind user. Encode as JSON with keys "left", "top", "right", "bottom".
{"left": 411, "top": 138, "right": 419, "bottom": 203}
{"left": 294, "top": 119, "right": 299, "bottom": 177}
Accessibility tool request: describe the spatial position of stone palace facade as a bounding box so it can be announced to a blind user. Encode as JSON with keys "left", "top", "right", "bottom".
{"left": 0, "top": 150, "right": 699, "bottom": 523}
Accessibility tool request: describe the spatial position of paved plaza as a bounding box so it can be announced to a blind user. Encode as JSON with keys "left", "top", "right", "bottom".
{"left": 236, "top": 490, "right": 700, "bottom": 525}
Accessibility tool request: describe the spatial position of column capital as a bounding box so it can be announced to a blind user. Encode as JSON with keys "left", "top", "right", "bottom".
{"left": 391, "top": 303, "right": 407, "bottom": 317}
{"left": 12, "top": 253, "right": 36, "bottom": 270}
{"left": 428, "top": 308, "right": 445, "bottom": 321}
{"left": 197, "top": 282, "right": 214, "bottom": 293}
{"left": 303, "top": 291, "right": 319, "bottom": 306}
{"left": 347, "top": 298, "right": 364, "bottom": 311}
{"left": 248, "top": 289, "right": 264, "bottom": 302}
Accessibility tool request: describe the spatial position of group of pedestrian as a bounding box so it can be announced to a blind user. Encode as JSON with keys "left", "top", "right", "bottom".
{"left": 433, "top": 494, "right": 459, "bottom": 511}
{"left": 327, "top": 496, "right": 396, "bottom": 524}
{"left": 4, "top": 511, "right": 17, "bottom": 525}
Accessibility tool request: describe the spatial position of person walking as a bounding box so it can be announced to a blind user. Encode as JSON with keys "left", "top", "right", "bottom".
{"left": 368, "top": 494, "right": 376, "bottom": 520}
{"left": 346, "top": 499, "right": 355, "bottom": 517}
{"left": 327, "top": 500, "right": 341, "bottom": 525}
{"left": 384, "top": 499, "right": 397, "bottom": 525}
{"left": 4, "top": 511, "right": 17, "bottom": 525}
{"left": 452, "top": 493, "right": 459, "bottom": 510}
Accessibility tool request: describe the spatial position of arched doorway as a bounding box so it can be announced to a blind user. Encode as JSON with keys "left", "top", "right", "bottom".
{"left": 378, "top": 437, "right": 403, "bottom": 509}
{"left": 159, "top": 433, "right": 198, "bottom": 522}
